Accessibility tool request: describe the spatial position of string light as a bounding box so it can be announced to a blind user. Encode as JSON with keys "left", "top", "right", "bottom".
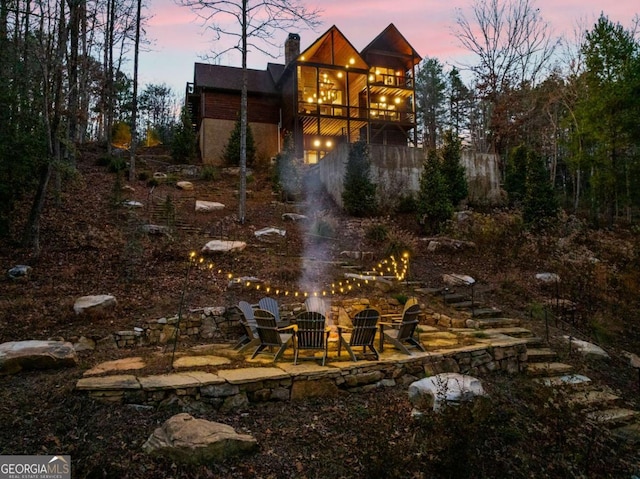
{"left": 186, "top": 251, "right": 411, "bottom": 298}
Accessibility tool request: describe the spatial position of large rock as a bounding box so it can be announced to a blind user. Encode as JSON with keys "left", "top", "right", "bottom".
{"left": 7, "top": 264, "right": 32, "bottom": 281}
{"left": 202, "top": 240, "right": 246, "bottom": 254}
{"left": 0, "top": 340, "right": 78, "bottom": 375}
{"left": 408, "top": 373, "right": 486, "bottom": 412}
{"left": 195, "top": 200, "right": 225, "bottom": 212}
{"left": 73, "top": 295, "right": 117, "bottom": 315}
{"left": 142, "top": 413, "right": 257, "bottom": 464}
{"left": 443, "top": 273, "right": 475, "bottom": 286}
{"left": 562, "top": 336, "right": 609, "bottom": 358}
{"left": 176, "top": 181, "right": 194, "bottom": 191}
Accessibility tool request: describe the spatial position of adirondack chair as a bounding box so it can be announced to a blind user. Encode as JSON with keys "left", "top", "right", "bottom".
{"left": 380, "top": 296, "right": 419, "bottom": 322}
{"left": 337, "top": 308, "right": 380, "bottom": 361}
{"left": 379, "top": 304, "right": 425, "bottom": 355}
{"left": 304, "top": 296, "right": 328, "bottom": 317}
{"left": 238, "top": 301, "right": 258, "bottom": 332}
{"left": 293, "top": 311, "right": 330, "bottom": 366}
{"left": 251, "top": 309, "right": 296, "bottom": 362}
{"left": 258, "top": 297, "right": 282, "bottom": 322}
{"left": 233, "top": 306, "right": 261, "bottom": 352}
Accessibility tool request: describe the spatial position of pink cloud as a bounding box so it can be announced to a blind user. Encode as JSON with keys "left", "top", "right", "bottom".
{"left": 138, "top": 1, "right": 638, "bottom": 99}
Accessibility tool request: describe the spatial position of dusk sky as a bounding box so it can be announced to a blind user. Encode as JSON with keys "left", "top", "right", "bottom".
{"left": 137, "top": 1, "right": 639, "bottom": 100}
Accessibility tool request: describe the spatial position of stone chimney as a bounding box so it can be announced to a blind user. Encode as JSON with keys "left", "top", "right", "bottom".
{"left": 285, "top": 33, "right": 301, "bottom": 65}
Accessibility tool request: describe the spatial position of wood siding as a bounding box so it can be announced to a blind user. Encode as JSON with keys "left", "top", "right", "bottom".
{"left": 203, "top": 91, "right": 280, "bottom": 125}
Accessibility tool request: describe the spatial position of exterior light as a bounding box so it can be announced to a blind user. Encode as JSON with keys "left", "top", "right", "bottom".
{"left": 349, "top": 58, "right": 355, "bottom": 65}
{"left": 395, "top": 97, "right": 401, "bottom": 104}
{"left": 337, "top": 72, "right": 343, "bottom": 78}
{"left": 380, "top": 96, "right": 386, "bottom": 103}
{"left": 369, "top": 74, "right": 374, "bottom": 81}
{"left": 313, "top": 139, "right": 321, "bottom": 147}
{"left": 326, "top": 140, "right": 333, "bottom": 148}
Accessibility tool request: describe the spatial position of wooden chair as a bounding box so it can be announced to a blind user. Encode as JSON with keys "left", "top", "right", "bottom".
{"left": 238, "top": 301, "right": 257, "bottom": 332}
{"left": 258, "top": 297, "right": 281, "bottom": 323}
{"left": 233, "top": 307, "right": 261, "bottom": 353}
{"left": 337, "top": 308, "right": 380, "bottom": 361}
{"left": 380, "top": 297, "right": 418, "bottom": 322}
{"left": 293, "top": 311, "right": 330, "bottom": 366}
{"left": 251, "top": 309, "right": 296, "bottom": 362}
{"left": 379, "top": 304, "right": 425, "bottom": 355}
{"left": 304, "top": 296, "right": 328, "bottom": 317}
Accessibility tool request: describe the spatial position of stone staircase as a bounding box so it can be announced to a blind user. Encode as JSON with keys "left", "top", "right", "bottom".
{"left": 433, "top": 284, "right": 640, "bottom": 446}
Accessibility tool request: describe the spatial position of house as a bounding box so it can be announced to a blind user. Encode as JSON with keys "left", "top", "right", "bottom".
{"left": 186, "top": 24, "right": 421, "bottom": 166}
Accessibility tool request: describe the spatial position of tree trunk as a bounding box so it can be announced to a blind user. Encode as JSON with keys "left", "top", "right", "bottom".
{"left": 238, "top": 0, "right": 247, "bottom": 224}
{"left": 129, "top": 0, "right": 142, "bottom": 182}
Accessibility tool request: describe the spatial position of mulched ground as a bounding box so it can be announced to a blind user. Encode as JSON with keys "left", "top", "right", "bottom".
{"left": 2, "top": 147, "right": 640, "bottom": 478}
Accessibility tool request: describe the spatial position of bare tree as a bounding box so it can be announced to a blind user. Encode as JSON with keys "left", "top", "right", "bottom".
{"left": 454, "top": 0, "right": 559, "bottom": 153}
{"left": 177, "top": 0, "right": 322, "bottom": 223}
{"left": 129, "top": 0, "right": 142, "bottom": 182}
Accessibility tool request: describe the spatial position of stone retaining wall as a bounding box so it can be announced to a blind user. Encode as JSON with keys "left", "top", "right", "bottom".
{"left": 79, "top": 342, "right": 528, "bottom": 407}
{"left": 113, "top": 298, "right": 408, "bottom": 348}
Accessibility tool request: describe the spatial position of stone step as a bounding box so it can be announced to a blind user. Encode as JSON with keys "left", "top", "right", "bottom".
{"left": 526, "top": 362, "right": 574, "bottom": 377}
{"left": 473, "top": 317, "right": 521, "bottom": 329}
{"left": 442, "top": 293, "right": 467, "bottom": 304}
{"left": 526, "top": 348, "right": 557, "bottom": 362}
{"left": 483, "top": 327, "right": 535, "bottom": 338}
{"left": 611, "top": 422, "right": 640, "bottom": 445}
{"left": 586, "top": 408, "right": 640, "bottom": 427}
{"left": 450, "top": 301, "right": 481, "bottom": 310}
{"left": 470, "top": 308, "right": 503, "bottom": 319}
{"left": 536, "top": 374, "right": 592, "bottom": 388}
{"left": 414, "top": 287, "right": 442, "bottom": 296}
{"left": 568, "top": 389, "right": 621, "bottom": 408}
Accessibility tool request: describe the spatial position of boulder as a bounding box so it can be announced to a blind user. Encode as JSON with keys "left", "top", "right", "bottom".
{"left": 535, "top": 272, "right": 560, "bottom": 283}
{"left": 443, "top": 274, "right": 475, "bottom": 286}
{"left": 202, "top": 240, "right": 246, "bottom": 254}
{"left": 140, "top": 224, "right": 170, "bottom": 235}
{"left": 176, "top": 181, "right": 194, "bottom": 191}
{"left": 0, "top": 340, "right": 78, "bottom": 375}
{"left": 408, "top": 373, "right": 486, "bottom": 412}
{"left": 562, "top": 336, "right": 609, "bottom": 358}
{"left": 142, "top": 413, "right": 257, "bottom": 464}
{"left": 73, "top": 295, "right": 117, "bottom": 315}
{"left": 195, "top": 200, "right": 225, "bottom": 212}
{"left": 7, "top": 265, "right": 32, "bottom": 281}
{"left": 122, "top": 200, "right": 143, "bottom": 208}
{"left": 254, "top": 227, "right": 286, "bottom": 241}
{"left": 282, "top": 213, "right": 307, "bottom": 222}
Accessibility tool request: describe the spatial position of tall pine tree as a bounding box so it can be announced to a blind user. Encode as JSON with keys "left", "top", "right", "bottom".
{"left": 441, "top": 130, "right": 468, "bottom": 207}
{"left": 342, "top": 140, "right": 377, "bottom": 217}
{"left": 417, "top": 149, "right": 453, "bottom": 233}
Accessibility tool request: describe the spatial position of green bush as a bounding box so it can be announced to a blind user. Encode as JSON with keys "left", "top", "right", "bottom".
{"left": 383, "top": 226, "right": 417, "bottom": 259}
{"left": 365, "top": 223, "right": 388, "bottom": 243}
{"left": 200, "top": 165, "right": 218, "bottom": 181}
{"left": 107, "top": 156, "right": 127, "bottom": 173}
{"left": 394, "top": 193, "right": 417, "bottom": 213}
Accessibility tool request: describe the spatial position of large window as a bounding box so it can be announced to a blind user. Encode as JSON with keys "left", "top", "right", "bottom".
{"left": 298, "top": 66, "right": 346, "bottom": 116}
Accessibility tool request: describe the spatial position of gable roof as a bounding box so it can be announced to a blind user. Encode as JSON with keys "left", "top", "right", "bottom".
{"left": 360, "top": 23, "right": 422, "bottom": 68}
{"left": 194, "top": 63, "right": 280, "bottom": 95}
{"left": 298, "top": 25, "right": 368, "bottom": 70}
